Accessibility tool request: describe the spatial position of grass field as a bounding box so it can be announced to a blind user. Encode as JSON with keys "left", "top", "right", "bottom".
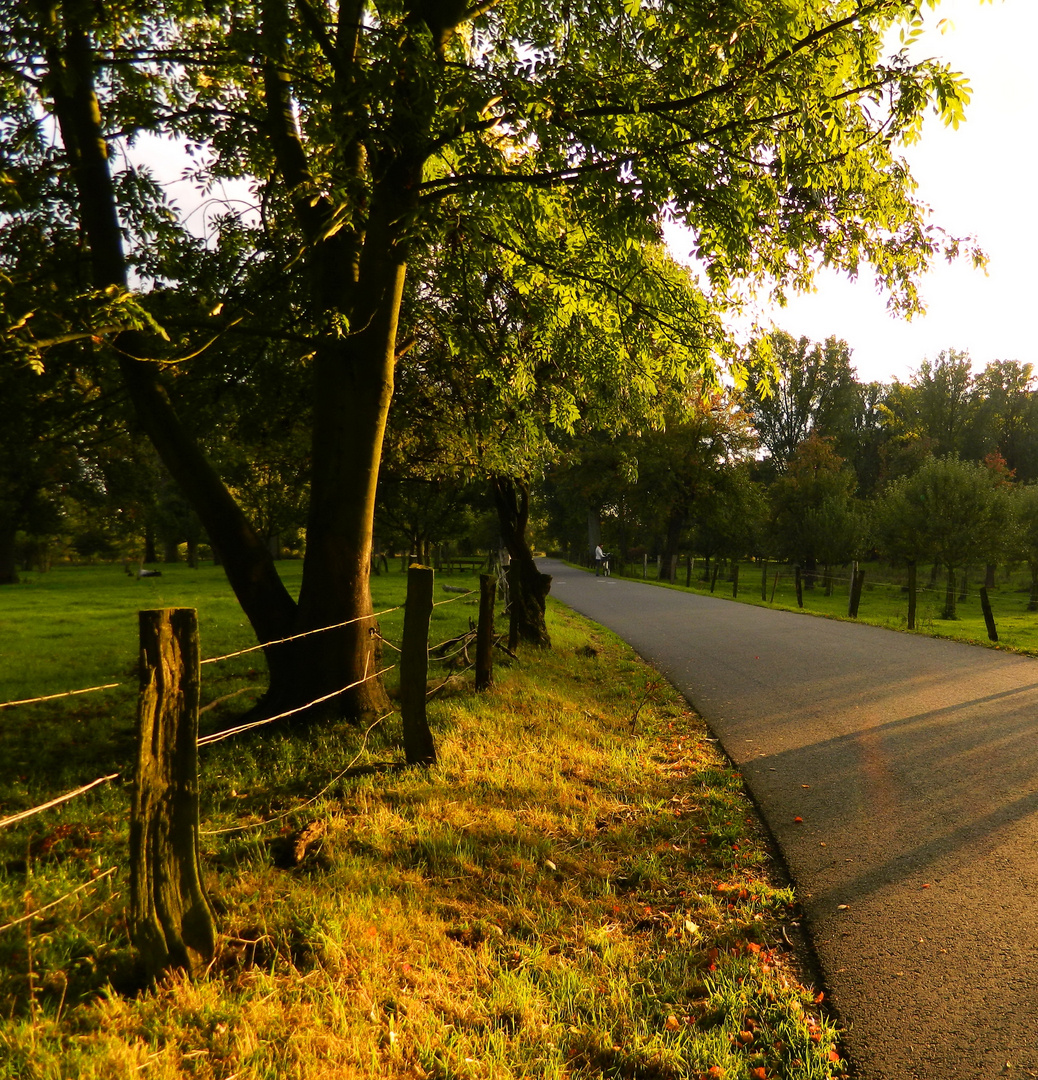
{"left": 0, "top": 562, "right": 845, "bottom": 1080}
{"left": 608, "top": 557, "right": 1038, "bottom": 656}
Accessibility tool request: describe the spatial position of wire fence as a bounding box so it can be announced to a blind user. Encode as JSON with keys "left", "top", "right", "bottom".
{"left": 0, "top": 569, "right": 498, "bottom": 946}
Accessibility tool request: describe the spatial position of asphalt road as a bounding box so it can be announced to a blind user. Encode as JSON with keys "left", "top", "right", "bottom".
{"left": 541, "top": 558, "right": 1038, "bottom": 1080}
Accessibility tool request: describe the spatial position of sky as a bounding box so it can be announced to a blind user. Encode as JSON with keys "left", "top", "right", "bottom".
{"left": 714, "top": 0, "right": 1038, "bottom": 385}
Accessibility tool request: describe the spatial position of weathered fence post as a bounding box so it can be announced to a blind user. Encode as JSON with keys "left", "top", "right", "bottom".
{"left": 400, "top": 566, "right": 438, "bottom": 766}
{"left": 731, "top": 563, "right": 739, "bottom": 598}
{"left": 848, "top": 567, "right": 865, "bottom": 618}
{"left": 710, "top": 562, "right": 720, "bottom": 593}
{"left": 475, "top": 573, "right": 497, "bottom": 692}
{"left": 643, "top": 554, "right": 648, "bottom": 579}
{"left": 794, "top": 567, "right": 804, "bottom": 608}
{"left": 686, "top": 556, "right": 693, "bottom": 588}
{"left": 761, "top": 561, "right": 768, "bottom": 601}
{"left": 770, "top": 571, "right": 780, "bottom": 604}
{"left": 980, "top": 587, "right": 999, "bottom": 642}
{"left": 130, "top": 608, "right": 216, "bottom": 982}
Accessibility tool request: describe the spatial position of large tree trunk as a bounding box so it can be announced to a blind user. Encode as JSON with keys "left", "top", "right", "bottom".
{"left": 44, "top": 12, "right": 301, "bottom": 713}
{"left": 492, "top": 477, "right": 551, "bottom": 650}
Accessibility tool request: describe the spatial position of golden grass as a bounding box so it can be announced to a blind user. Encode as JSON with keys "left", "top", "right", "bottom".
{"left": 1, "top": 602, "right": 844, "bottom": 1080}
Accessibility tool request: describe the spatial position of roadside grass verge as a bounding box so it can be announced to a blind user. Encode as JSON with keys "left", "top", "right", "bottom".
{"left": 607, "top": 558, "right": 1038, "bottom": 655}
{"left": 0, "top": 574, "right": 844, "bottom": 1080}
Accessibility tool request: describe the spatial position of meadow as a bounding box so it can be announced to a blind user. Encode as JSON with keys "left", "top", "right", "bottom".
{"left": 0, "top": 561, "right": 845, "bottom": 1079}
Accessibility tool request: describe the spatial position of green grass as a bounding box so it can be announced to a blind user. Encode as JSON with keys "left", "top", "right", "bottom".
{"left": 609, "top": 558, "right": 1038, "bottom": 655}
{"left": 0, "top": 564, "right": 844, "bottom": 1080}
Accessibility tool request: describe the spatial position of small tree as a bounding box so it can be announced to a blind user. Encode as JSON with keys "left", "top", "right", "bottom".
{"left": 1011, "top": 485, "right": 1038, "bottom": 611}
{"left": 882, "top": 456, "right": 1010, "bottom": 620}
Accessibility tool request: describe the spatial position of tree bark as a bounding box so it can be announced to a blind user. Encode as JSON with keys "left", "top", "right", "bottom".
{"left": 492, "top": 476, "right": 551, "bottom": 649}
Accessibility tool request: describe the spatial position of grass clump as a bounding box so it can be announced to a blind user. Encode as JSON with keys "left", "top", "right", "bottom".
{"left": 1, "top": 569, "right": 843, "bottom": 1079}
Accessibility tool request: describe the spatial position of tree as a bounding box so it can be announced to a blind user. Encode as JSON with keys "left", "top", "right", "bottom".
{"left": 7, "top": 0, "right": 980, "bottom": 721}
{"left": 885, "top": 350, "right": 978, "bottom": 459}
{"left": 879, "top": 456, "right": 1009, "bottom": 620}
{"left": 769, "top": 435, "right": 862, "bottom": 587}
{"left": 743, "top": 331, "right": 860, "bottom": 473}
{"left": 1011, "top": 485, "right": 1038, "bottom": 611}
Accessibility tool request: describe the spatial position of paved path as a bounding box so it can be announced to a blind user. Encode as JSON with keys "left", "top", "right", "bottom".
{"left": 541, "top": 559, "right": 1038, "bottom": 1080}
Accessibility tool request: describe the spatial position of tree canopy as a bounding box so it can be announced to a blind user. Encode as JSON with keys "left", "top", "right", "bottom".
{"left": 1, "top": 0, "right": 981, "bottom": 721}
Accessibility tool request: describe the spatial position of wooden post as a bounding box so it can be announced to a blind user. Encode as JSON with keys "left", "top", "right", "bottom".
{"left": 907, "top": 562, "right": 917, "bottom": 630}
{"left": 732, "top": 563, "right": 739, "bottom": 598}
{"left": 770, "top": 571, "right": 780, "bottom": 604}
{"left": 475, "top": 573, "right": 497, "bottom": 691}
{"left": 686, "top": 556, "right": 693, "bottom": 588}
{"left": 130, "top": 608, "right": 216, "bottom": 981}
{"left": 848, "top": 568, "right": 865, "bottom": 618}
{"left": 980, "top": 587, "right": 998, "bottom": 642}
{"left": 761, "top": 561, "right": 768, "bottom": 601}
{"left": 669, "top": 553, "right": 678, "bottom": 583}
{"left": 400, "top": 566, "right": 437, "bottom": 766}
{"left": 795, "top": 567, "right": 803, "bottom": 608}
{"left": 643, "top": 553, "right": 647, "bottom": 579}
{"left": 710, "top": 562, "right": 720, "bottom": 593}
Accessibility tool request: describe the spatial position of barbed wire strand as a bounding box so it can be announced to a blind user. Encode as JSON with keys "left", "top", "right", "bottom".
{"left": 0, "top": 683, "right": 123, "bottom": 711}
{"left": 200, "top": 709, "right": 397, "bottom": 836}
{"left": 200, "top": 606, "right": 403, "bottom": 666}
{"left": 430, "top": 630, "right": 478, "bottom": 663}
{"left": 427, "top": 661, "right": 475, "bottom": 698}
{"left": 197, "top": 665, "right": 396, "bottom": 747}
{"left": 369, "top": 629, "right": 402, "bottom": 653}
{"left": 432, "top": 589, "right": 475, "bottom": 607}
{"left": 0, "top": 867, "right": 117, "bottom": 935}
{"left": 0, "top": 774, "right": 120, "bottom": 831}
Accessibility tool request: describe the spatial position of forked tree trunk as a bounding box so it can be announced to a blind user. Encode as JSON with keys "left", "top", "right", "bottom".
{"left": 492, "top": 476, "right": 551, "bottom": 650}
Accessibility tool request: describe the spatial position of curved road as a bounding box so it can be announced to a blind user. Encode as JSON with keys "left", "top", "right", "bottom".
{"left": 541, "top": 558, "right": 1038, "bottom": 1080}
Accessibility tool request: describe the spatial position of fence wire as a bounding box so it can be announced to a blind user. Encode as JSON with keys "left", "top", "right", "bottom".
{"left": 0, "top": 773, "right": 120, "bottom": 831}
{"left": 197, "top": 665, "right": 396, "bottom": 746}
{"left": 0, "top": 867, "right": 117, "bottom": 935}
{"left": 200, "top": 605, "right": 404, "bottom": 666}
{"left": 199, "top": 709, "right": 397, "bottom": 836}
{"left": 0, "top": 683, "right": 123, "bottom": 711}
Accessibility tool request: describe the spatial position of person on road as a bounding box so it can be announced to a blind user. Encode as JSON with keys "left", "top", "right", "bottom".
{"left": 595, "top": 544, "right": 604, "bottom": 576}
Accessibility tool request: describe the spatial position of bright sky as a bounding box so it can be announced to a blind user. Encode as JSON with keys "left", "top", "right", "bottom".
{"left": 742, "top": 0, "right": 1038, "bottom": 385}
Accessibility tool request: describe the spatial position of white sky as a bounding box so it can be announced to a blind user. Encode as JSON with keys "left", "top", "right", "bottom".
{"left": 733, "top": 0, "right": 1038, "bottom": 385}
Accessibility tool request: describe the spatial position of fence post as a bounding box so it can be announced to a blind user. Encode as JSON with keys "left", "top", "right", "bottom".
{"left": 980, "top": 587, "right": 999, "bottom": 642}
{"left": 848, "top": 568, "right": 865, "bottom": 618}
{"left": 130, "top": 608, "right": 216, "bottom": 982}
{"left": 761, "top": 561, "right": 768, "bottom": 601}
{"left": 475, "top": 573, "right": 497, "bottom": 691}
{"left": 643, "top": 554, "right": 647, "bottom": 579}
{"left": 400, "top": 566, "right": 438, "bottom": 766}
{"left": 907, "top": 562, "right": 917, "bottom": 630}
{"left": 794, "top": 567, "right": 804, "bottom": 608}
{"left": 686, "top": 556, "right": 693, "bottom": 588}
{"left": 732, "top": 563, "right": 739, "bottom": 598}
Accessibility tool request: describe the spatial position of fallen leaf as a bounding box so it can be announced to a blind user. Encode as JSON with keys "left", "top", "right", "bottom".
{"left": 665, "top": 1014, "right": 681, "bottom": 1032}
